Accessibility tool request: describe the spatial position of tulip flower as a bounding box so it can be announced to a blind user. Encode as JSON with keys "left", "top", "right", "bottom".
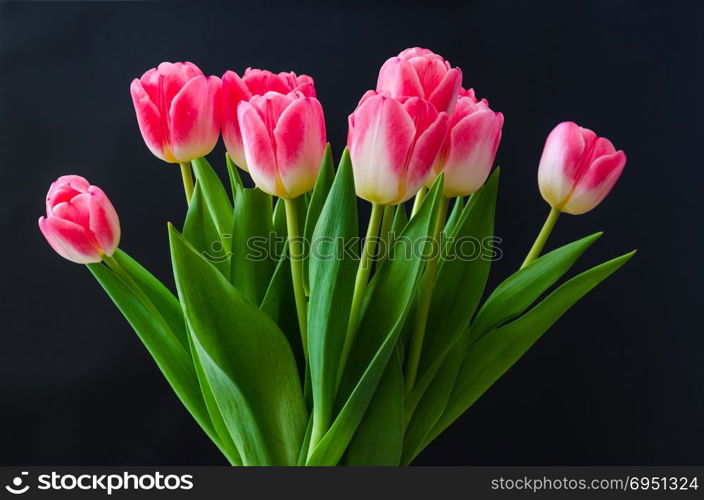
{"left": 130, "top": 61, "right": 221, "bottom": 164}
{"left": 237, "top": 89, "right": 325, "bottom": 361}
{"left": 39, "top": 175, "right": 120, "bottom": 264}
{"left": 220, "top": 68, "right": 316, "bottom": 171}
{"left": 338, "top": 91, "right": 448, "bottom": 393}
{"left": 376, "top": 47, "right": 462, "bottom": 115}
{"left": 538, "top": 121, "right": 627, "bottom": 215}
{"left": 521, "top": 121, "right": 626, "bottom": 269}
{"left": 425, "top": 88, "right": 504, "bottom": 197}
{"left": 237, "top": 90, "right": 326, "bottom": 199}
{"left": 347, "top": 91, "right": 448, "bottom": 205}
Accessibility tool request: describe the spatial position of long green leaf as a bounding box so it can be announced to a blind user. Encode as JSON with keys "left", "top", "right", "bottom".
{"left": 443, "top": 196, "right": 465, "bottom": 237}
{"left": 402, "top": 328, "right": 468, "bottom": 464}
{"left": 191, "top": 157, "right": 234, "bottom": 253}
{"left": 402, "top": 172, "right": 498, "bottom": 448}
{"left": 307, "top": 150, "right": 358, "bottom": 451}
{"left": 417, "top": 169, "right": 499, "bottom": 381}
{"left": 303, "top": 144, "right": 335, "bottom": 292}
{"left": 186, "top": 331, "right": 242, "bottom": 465}
{"left": 470, "top": 232, "right": 603, "bottom": 343}
{"left": 260, "top": 253, "right": 305, "bottom": 376}
{"left": 183, "top": 183, "right": 230, "bottom": 278}
{"left": 169, "top": 226, "right": 307, "bottom": 465}
{"left": 421, "top": 250, "right": 636, "bottom": 456}
{"left": 87, "top": 251, "right": 216, "bottom": 450}
{"left": 306, "top": 176, "right": 443, "bottom": 465}
{"left": 225, "top": 152, "right": 244, "bottom": 202}
{"left": 345, "top": 347, "right": 404, "bottom": 465}
{"left": 231, "top": 184, "right": 275, "bottom": 304}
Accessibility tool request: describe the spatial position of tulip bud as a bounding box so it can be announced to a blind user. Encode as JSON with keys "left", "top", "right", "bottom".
{"left": 220, "top": 68, "right": 316, "bottom": 171}
{"left": 130, "top": 61, "right": 221, "bottom": 164}
{"left": 425, "top": 89, "right": 504, "bottom": 197}
{"left": 538, "top": 121, "right": 627, "bottom": 215}
{"left": 39, "top": 176, "right": 120, "bottom": 264}
{"left": 347, "top": 91, "right": 448, "bottom": 205}
{"left": 376, "top": 47, "right": 462, "bottom": 116}
{"left": 237, "top": 91, "right": 326, "bottom": 198}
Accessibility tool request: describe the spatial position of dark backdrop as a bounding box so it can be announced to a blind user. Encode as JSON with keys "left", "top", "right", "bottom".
{"left": 1, "top": 0, "right": 702, "bottom": 465}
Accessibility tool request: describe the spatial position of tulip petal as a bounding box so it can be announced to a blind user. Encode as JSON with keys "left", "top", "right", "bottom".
{"left": 403, "top": 111, "right": 448, "bottom": 202}
{"left": 428, "top": 67, "right": 463, "bottom": 115}
{"left": 169, "top": 75, "right": 221, "bottom": 163}
{"left": 376, "top": 58, "right": 424, "bottom": 100}
{"left": 407, "top": 56, "right": 448, "bottom": 98}
{"left": 562, "top": 150, "right": 626, "bottom": 214}
{"left": 140, "top": 62, "right": 204, "bottom": 105}
{"left": 243, "top": 68, "right": 294, "bottom": 95}
{"left": 348, "top": 94, "right": 415, "bottom": 205}
{"left": 130, "top": 79, "right": 168, "bottom": 161}
{"left": 88, "top": 186, "right": 121, "bottom": 255}
{"left": 46, "top": 175, "right": 89, "bottom": 213}
{"left": 441, "top": 111, "right": 503, "bottom": 197}
{"left": 538, "top": 121, "right": 587, "bottom": 208}
{"left": 294, "top": 74, "right": 317, "bottom": 97}
{"left": 39, "top": 216, "right": 101, "bottom": 264}
{"left": 274, "top": 97, "right": 326, "bottom": 198}
{"left": 220, "top": 71, "right": 252, "bottom": 170}
{"left": 52, "top": 194, "right": 91, "bottom": 228}
{"left": 238, "top": 100, "right": 280, "bottom": 196}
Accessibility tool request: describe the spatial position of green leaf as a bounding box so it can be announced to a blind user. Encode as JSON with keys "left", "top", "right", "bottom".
{"left": 303, "top": 144, "right": 335, "bottom": 292}
{"left": 401, "top": 172, "right": 497, "bottom": 462}
{"left": 169, "top": 226, "right": 308, "bottom": 465}
{"left": 230, "top": 184, "right": 275, "bottom": 304}
{"left": 111, "top": 250, "right": 189, "bottom": 349}
{"left": 273, "top": 198, "right": 287, "bottom": 242}
{"left": 225, "top": 152, "right": 244, "bottom": 202}
{"left": 306, "top": 149, "right": 358, "bottom": 451}
{"left": 470, "top": 232, "right": 603, "bottom": 343}
{"left": 345, "top": 347, "right": 404, "bottom": 465}
{"left": 422, "top": 250, "right": 636, "bottom": 455}
{"left": 297, "top": 416, "right": 315, "bottom": 466}
{"left": 260, "top": 253, "right": 305, "bottom": 376}
{"left": 443, "top": 196, "right": 465, "bottom": 237}
{"left": 306, "top": 176, "right": 443, "bottom": 465}
{"left": 417, "top": 170, "right": 499, "bottom": 383}
{"left": 191, "top": 157, "right": 234, "bottom": 253}
{"left": 183, "top": 183, "right": 230, "bottom": 278}
{"left": 186, "top": 331, "right": 242, "bottom": 465}
{"left": 87, "top": 251, "right": 216, "bottom": 450}
{"left": 392, "top": 201, "right": 409, "bottom": 237}
{"left": 401, "top": 327, "right": 468, "bottom": 465}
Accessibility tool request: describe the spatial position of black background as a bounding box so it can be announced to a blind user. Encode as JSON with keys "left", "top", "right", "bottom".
{"left": 1, "top": 0, "right": 702, "bottom": 465}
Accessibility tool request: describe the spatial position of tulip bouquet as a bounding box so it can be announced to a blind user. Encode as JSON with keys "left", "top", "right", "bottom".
{"left": 39, "top": 49, "right": 633, "bottom": 466}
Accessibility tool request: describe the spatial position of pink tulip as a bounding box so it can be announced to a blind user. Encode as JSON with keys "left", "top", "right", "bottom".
{"left": 220, "top": 68, "right": 316, "bottom": 171}
{"left": 39, "top": 176, "right": 120, "bottom": 264}
{"left": 347, "top": 91, "right": 448, "bottom": 205}
{"left": 538, "top": 121, "right": 627, "bottom": 215}
{"left": 425, "top": 88, "right": 504, "bottom": 197}
{"left": 376, "top": 47, "right": 462, "bottom": 116}
{"left": 130, "top": 61, "right": 221, "bottom": 164}
{"left": 237, "top": 91, "right": 326, "bottom": 198}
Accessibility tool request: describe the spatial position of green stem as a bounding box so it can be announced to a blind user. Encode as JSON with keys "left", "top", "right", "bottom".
{"left": 411, "top": 187, "right": 428, "bottom": 217}
{"left": 284, "top": 198, "right": 308, "bottom": 356}
{"left": 376, "top": 205, "right": 396, "bottom": 268}
{"left": 404, "top": 196, "right": 449, "bottom": 397}
{"left": 335, "top": 203, "right": 384, "bottom": 390}
{"left": 520, "top": 206, "right": 561, "bottom": 269}
{"left": 180, "top": 162, "right": 195, "bottom": 204}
